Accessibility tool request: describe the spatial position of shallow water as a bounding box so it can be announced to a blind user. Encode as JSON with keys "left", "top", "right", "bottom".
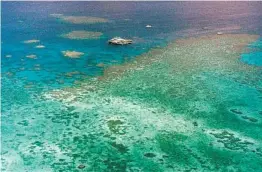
{"left": 1, "top": 2, "right": 262, "bottom": 172}
{"left": 241, "top": 38, "right": 262, "bottom": 66}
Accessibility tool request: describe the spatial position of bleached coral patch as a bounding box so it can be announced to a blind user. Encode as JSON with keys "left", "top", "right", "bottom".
{"left": 26, "top": 54, "right": 37, "bottom": 59}
{"left": 50, "top": 13, "right": 63, "bottom": 17}
{"left": 23, "top": 40, "right": 40, "bottom": 44}
{"left": 35, "top": 45, "right": 45, "bottom": 48}
{"left": 101, "top": 96, "right": 195, "bottom": 134}
{"left": 62, "top": 50, "right": 84, "bottom": 58}
{"left": 205, "top": 129, "right": 258, "bottom": 152}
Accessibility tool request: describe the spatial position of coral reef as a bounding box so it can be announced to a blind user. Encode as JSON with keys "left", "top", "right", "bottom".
{"left": 61, "top": 31, "right": 102, "bottom": 40}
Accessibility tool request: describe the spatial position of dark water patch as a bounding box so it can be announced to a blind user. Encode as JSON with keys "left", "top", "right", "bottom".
{"left": 193, "top": 121, "right": 198, "bottom": 127}
{"left": 17, "top": 120, "right": 29, "bottom": 126}
{"left": 103, "top": 159, "right": 127, "bottom": 172}
{"left": 32, "top": 141, "right": 44, "bottom": 147}
{"left": 111, "top": 142, "right": 129, "bottom": 154}
{"left": 208, "top": 130, "right": 254, "bottom": 151}
{"left": 241, "top": 116, "right": 258, "bottom": 123}
{"left": 107, "top": 119, "right": 126, "bottom": 135}
{"left": 230, "top": 109, "right": 243, "bottom": 115}
{"left": 77, "top": 164, "right": 86, "bottom": 169}
{"left": 144, "top": 152, "right": 156, "bottom": 158}
{"left": 156, "top": 132, "right": 196, "bottom": 166}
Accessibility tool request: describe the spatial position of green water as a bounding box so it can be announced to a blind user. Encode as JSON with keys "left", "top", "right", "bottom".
{"left": 2, "top": 34, "right": 262, "bottom": 171}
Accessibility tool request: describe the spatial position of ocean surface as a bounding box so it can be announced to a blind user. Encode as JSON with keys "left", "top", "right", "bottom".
{"left": 1, "top": 2, "right": 262, "bottom": 172}
{"left": 2, "top": 2, "right": 262, "bottom": 90}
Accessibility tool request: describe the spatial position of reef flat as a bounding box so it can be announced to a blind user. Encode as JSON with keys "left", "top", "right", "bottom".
{"left": 62, "top": 50, "right": 84, "bottom": 59}
{"left": 61, "top": 31, "right": 103, "bottom": 40}
{"left": 51, "top": 14, "right": 109, "bottom": 24}
{"left": 2, "top": 34, "right": 262, "bottom": 171}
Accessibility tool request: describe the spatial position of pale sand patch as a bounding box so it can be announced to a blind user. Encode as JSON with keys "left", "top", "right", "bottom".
{"left": 35, "top": 45, "right": 45, "bottom": 48}
{"left": 61, "top": 31, "right": 103, "bottom": 40}
{"left": 50, "top": 13, "right": 63, "bottom": 17}
{"left": 96, "top": 63, "right": 105, "bottom": 67}
{"left": 51, "top": 14, "right": 108, "bottom": 24}
{"left": 61, "top": 16, "right": 108, "bottom": 24}
{"left": 26, "top": 54, "right": 37, "bottom": 59}
{"left": 33, "top": 67, "right": 41, "bottom": 71}
{"left": 65, "top": 71, "right": 81, "bottom": 77}
{"left": 5, "top": 72, "right": 14, "bottom": 77}
{"left": 23, "top": 40, "right": 40, "bottom": 44}
{"left": 5, "top": 55, "right": 12, "bottom": 58}
{"left": 62, "top": 50, "right": 84, "bottom": 58}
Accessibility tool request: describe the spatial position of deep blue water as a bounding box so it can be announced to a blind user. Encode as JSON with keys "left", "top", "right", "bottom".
{"left": 2, "top": 2, "right": 262, "bottom": 92}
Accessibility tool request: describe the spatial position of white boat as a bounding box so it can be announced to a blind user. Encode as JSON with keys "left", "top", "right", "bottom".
{"left": 146, "top": 25, "right": 152, "bottom": 28}
{"left": 108, "top": 37, "right": 133, "bottom": 45}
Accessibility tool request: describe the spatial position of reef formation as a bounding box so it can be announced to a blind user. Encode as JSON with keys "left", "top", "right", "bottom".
{"left": 61, "top": 31, "right": 103, "bottom": 40}
{"left": 50, "top": 14, "right": 109, "bottom": 24}
{"left": 2, "top": 34, "right": 262, "bottom": 172}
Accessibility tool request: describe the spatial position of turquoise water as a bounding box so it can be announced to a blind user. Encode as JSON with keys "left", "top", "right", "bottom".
{"left": 1, "top": 2, "right": 262, "bottom": 172}
{"left": 241, "top": 39, "right": 262, "bottom": 66}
